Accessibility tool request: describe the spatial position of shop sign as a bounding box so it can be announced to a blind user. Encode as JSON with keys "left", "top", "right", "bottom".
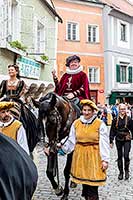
{"left": 16, "top": 56, "right": 41, "bottom": 79}
{"left": 118, "top": 92, "right": 127, "bottom": 96}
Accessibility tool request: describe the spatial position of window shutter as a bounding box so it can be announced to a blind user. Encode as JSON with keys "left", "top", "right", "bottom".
{"left": 116, "top": 64, "right": 120, "bottom": 82}
{"left": 20, "top": 4, "right": 34, "bottom": 50}
{"left": 128, "top": 66, "right": 132, "bottom": 83}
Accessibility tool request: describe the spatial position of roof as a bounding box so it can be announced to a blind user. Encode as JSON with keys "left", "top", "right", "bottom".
{"left": 101, "top": 0, "right": 133, "bottom": 17}
{"left": 42, "top": 0, "right": 63, "bottom": 22}
{"left": 71, "top": 0, "right": 105, "bottom": 5}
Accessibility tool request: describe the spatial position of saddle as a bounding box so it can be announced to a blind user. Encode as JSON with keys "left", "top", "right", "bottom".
{"left": 63, "top": 96, "right": 81, "bottom": 117}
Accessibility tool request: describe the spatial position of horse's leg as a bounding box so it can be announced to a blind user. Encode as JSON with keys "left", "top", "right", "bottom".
{"left": 46, "top": 153, "right": 63, "bottom": 196}
{"left": 61, "top": 152, "right": 73, "bottom": 200}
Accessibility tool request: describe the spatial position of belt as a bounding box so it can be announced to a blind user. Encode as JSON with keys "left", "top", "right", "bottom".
{"left": 76, "top": 142, "right": 99, "bottom": 146}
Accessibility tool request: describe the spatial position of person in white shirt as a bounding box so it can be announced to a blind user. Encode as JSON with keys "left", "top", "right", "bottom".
{"left": 0, "top": 101, "right": 30, "bottom": 155}
{"left": 58, "top": 99, "right": 110, "bottom": 200}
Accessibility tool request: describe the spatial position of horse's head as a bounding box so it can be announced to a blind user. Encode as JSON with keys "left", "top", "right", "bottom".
{"left": 33, "top": 92, "right": 77, "bottom": 151}
{"left": 32, "top": 92, "right": 60, "bottom": 143}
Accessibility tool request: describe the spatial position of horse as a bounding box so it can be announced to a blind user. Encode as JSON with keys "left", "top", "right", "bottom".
{"left": 33, "top": 92, "right": 79, "bottom": 200}
{"left": 1, "top": 97, "right": 39, "bottom": 153}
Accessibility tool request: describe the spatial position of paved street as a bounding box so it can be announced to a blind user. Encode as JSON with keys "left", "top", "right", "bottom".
{"left": 33, "top": 142, "right": 133, "bottom": 200}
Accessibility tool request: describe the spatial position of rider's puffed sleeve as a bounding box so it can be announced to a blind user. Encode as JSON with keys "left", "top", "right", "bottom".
{"left": 99, "top": 122, "right": 110, "bottom": 163}
{"left": 61, "top": 123, "right": 76, "bottom": 154}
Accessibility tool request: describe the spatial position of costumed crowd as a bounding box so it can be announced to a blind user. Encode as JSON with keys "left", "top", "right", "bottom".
{"left": 0, "top": 55, "right": 133, "bottom": 200}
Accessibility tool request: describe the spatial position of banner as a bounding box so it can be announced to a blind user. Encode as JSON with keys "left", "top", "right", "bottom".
{"left": 16, "top": 56, "right": 41, "bottom": 79}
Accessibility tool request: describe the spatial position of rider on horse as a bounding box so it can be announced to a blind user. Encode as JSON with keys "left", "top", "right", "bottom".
{"left": 52, "top": 55, "right": 90, "bottom": 101}
{"left": 0, "top": 64, "right": 38, "bottom": 153}
{"left": 0, "top": 64, "right": 27, "bottom": 101}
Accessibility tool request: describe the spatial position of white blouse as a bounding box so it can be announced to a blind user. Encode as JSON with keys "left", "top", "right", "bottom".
{"left": 61, "top": 115, "right": 110, "bottom": 163}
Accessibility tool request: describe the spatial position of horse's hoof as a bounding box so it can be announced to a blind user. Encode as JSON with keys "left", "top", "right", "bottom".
{"left": 60, "top": 194, "right": 68, "bottom": 200}
{"left": 70, "top": 181, "right": 77, "bottom": 188}
{"left": 55, "top": 185, "right": 63, "bottom": 196}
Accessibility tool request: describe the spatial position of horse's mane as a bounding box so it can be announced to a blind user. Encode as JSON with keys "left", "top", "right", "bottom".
{"left": 37, "top": 92, "right": 77, "bottom": 144}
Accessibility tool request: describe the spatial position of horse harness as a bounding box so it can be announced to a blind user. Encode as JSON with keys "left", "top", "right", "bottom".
{"left": 44, "top": 100, "right": 75, "bottom": 151}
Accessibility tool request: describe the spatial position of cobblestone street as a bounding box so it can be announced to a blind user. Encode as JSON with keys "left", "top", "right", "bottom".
{"left": 33, "top": 142, "right": 133, "bottom": 200}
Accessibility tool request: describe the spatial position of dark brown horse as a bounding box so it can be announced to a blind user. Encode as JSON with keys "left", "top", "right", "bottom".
{"left": 33, "top": 92, "right": 79, "bottom": 200}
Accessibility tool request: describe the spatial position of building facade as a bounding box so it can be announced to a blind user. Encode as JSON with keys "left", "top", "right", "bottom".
{"left": 0, "top": 0, "right": 62, "bottom": 85}
{"left": 53, "top": 0, "right": 105, "bottom": 104}
{"left": 102, "top": 0, "right": 133, "bottom": 104}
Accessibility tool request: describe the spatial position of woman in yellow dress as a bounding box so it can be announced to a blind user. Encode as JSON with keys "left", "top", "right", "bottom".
{"left": 59, "top": 99, "right": 110, "bottom": 200}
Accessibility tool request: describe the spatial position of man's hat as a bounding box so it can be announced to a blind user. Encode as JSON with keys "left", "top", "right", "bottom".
{"left": 80, "top": 99, "right": 98, "bottom": 111}
{"left": 66, "top": 55, "right": 81, "bottom": 67}
{"left": 0, "top": 102, "right": 15, "bottom": 111}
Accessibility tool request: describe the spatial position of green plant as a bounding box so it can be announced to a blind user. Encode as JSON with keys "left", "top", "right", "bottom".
{"left": 40, "top": 55, "right": 49, "bottom": 62}
{"left": 9, "top": 40, "right": 27, "bottom": 52}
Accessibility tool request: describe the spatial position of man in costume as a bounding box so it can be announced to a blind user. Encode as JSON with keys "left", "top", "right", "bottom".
{"left": 0, "top": 101, "right": 30, "bottom": 155}
{"left": 52, "top": 55, "right": 90, "bottom": 100}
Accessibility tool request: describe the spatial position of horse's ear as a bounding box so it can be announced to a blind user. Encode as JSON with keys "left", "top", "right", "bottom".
{"left": 51, "top": 93, "right": 57, "bottom": 107}
{"left": 32, "top": 98, "right": 40, "bottom": 108}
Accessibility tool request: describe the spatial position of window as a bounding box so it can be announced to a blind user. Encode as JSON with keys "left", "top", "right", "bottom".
{"left": 37, "top": 21, "right": 45, "bottom": 52}
{"left": 116, "top": 64, "right": 133, "bottom": 83}
{"left": 67, "top": 22, "right": 79, "bottom": 41}
{"left": 120, "top": 23, "right": 126, "bottom": 41}
{"left": 0, "top": 1, "right": 20, "bottom": 42}
{"left": 88, "top": 67, "right": 100, "bottom": 83}
{"left": 87, "top": 25, "right": 99, "bottom": 43}
{"left": 11, "top": 2, "right": 19, "bottom": 41}
{"left": 120, "top": 65, "right": 127, "bottom": 82}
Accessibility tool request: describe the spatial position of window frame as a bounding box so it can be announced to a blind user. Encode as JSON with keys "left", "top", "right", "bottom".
{"left": 116, "top": 63, "right": 132, "bottom": 83}
{"left": 120, "top": 23, "right": 127, "bottom": 42}
{"left": 66, "top": 21, "right": 79, "bottom": 41}
{"left": 87, "top": 24, "right": 99, "bottom": 43}
{"left": 88, "top": 66, "right": 100, "bottom": 83}
{"left": 37, "top": 20, "right": 45, "bottom": 53}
